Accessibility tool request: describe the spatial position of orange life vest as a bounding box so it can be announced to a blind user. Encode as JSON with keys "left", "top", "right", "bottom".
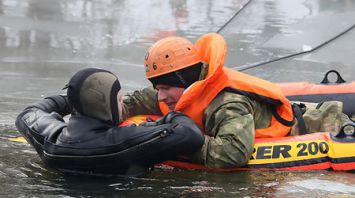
{"left": 159, "top": 33, "right": 294, "bottom": 138}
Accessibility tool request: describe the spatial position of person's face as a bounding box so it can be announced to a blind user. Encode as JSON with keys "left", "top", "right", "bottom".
{"left": 155, "top": 84, "right": 185, "bottom": 110}
{"left": 117, "top": 90, "right": 124, "bottom": 123}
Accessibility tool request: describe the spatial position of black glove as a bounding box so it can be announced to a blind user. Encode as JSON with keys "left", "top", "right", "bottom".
{"left": 139, "top": 112, "right": 183, "bottom": 127}
{"left": 162, "top": 111, "right": 186, "bottom": 124}
{"left": 139, "top": 116, "right": 165, "bottom": 127}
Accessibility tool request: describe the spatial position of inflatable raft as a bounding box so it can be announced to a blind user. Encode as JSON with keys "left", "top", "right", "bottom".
{"left": 122, "top": 70, "right": 355, "bottom": 171}
{"left": 122, "top": 116, "right": 355, "bottom": 172}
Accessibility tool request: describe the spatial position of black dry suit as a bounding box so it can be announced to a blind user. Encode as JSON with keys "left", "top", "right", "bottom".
{"left": 15, "top": 68, "right": 204, "bottom": 176}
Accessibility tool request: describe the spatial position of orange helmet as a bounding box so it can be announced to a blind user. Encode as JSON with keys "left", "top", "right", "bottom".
{"left": 144, "top": 36, "right": 202, "bottom": 79}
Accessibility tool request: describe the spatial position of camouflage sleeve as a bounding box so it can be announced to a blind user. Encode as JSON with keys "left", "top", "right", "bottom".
{"left": 122, "top": 86, "right": 162, "bottom": 120}
{"left": 189, "top": 92, "right": 255, "bottom": 168}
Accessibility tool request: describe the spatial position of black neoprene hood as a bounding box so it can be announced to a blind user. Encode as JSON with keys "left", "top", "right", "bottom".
{"left": 66, "top": 68, "right": 121, "bottom": 126}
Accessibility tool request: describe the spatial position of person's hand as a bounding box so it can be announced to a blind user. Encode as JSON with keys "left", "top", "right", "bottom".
{"left": 139, "top": 121, "right": 158, "bottom": 127}
{"left": 162, "top": 111, "right": 186, "bottom": 123}
{"left": 139, "top": 112, "right": 184, "bottom": 127}
{"left": 139, "top": 116, "right": 164, "bottom": 127}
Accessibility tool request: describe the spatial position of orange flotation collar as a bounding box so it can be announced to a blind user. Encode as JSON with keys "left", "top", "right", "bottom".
{"left": 160, "top": 33, "right": 294, "bottom": 138}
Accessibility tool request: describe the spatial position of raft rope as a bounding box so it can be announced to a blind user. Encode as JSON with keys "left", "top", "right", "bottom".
{"left": 236, "top": 23, "right": 355, "bottom": 71}
{"left": 214, "top": 0, "right": 355, "bottom": 71}
{"left": 215, "top": 0, "right": 253, "bottom": 34}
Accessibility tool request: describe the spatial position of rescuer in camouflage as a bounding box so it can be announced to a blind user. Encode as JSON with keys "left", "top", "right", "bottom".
{"left": 122, "top": 65, "right": 351, "bottom": 169}
{"left": 122, "top": 34, "right": 353, "bottom": 169}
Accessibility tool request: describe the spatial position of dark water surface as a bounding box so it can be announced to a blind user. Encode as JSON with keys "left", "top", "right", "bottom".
{"left": 1, "top": 0, "right": 355, "bottom": 197}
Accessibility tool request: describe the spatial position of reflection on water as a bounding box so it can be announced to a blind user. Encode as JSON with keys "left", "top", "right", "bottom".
{"left": 0, "top": 0, "right": 245, "bottom": 59}
{"left": 1, "top": 0, "right": 355, "bottom": 197}
{"left": 222, "top": 0, "right": 355, "bottom": 82}
{"left": 0, "top": 0, "right": 247, "bottom": 123}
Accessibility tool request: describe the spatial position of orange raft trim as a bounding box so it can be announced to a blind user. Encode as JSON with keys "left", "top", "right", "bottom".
{"left": 276, "top": 70, "right": 355, "bottom": 118}
{"left": 121, "top": 115, "right": 355, "bottom": 172}
{"left": 163, "top": 132, "right": 355, "bottom": 171}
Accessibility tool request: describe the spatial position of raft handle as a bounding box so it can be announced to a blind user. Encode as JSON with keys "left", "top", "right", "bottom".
{"left": 335, "top": 122, "right": 355, "bottom": 138}
{"left": 320, "top": 70, "right": 346, "bottom": 84}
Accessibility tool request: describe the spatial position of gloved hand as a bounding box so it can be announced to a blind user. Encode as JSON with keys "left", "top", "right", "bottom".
{"left": 139, "top": 116, "right": 165, "bottom": 127}
{"left": 162, "top": 111, "right": 186, "bottom": 123}
{"left": 139, "top": 121, "right": 158, "bottom": 127}
{"left": 139, "top": 112, "right": 185, "bottom": 127}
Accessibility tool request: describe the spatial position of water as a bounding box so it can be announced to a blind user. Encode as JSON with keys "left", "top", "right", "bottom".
{"left": 2, "top": 130, "right": 355, "bottom": 197}
{"left": 1, "top": 0, "right": 355, "bottom": 197}
{"left": 221, "top": 0, "right": 355, "bottom": 82}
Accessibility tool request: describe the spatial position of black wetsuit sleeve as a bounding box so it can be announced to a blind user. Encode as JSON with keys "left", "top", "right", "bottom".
{"left": 15, "top": 95, "right": 71, "bottom": 156}
{"left": 33, "top": 95, "right": 72, "bottom": 116}
{"left": 110, "top": 111, "right": 204, "bottom": 168}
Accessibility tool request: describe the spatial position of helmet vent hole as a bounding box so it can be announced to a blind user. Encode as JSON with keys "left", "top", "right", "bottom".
{"left": 165, "top": 55, "right": 169, "bottom": 58}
